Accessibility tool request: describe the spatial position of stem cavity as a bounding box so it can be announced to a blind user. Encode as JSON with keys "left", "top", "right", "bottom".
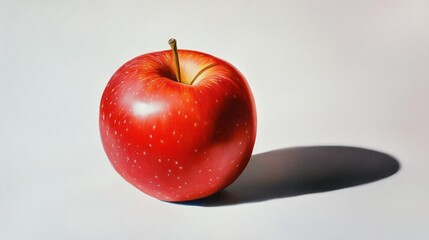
{"left": 190, "top": 64, "right": 216, "bottom": 85}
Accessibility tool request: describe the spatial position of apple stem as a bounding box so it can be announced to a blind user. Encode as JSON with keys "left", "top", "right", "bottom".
{"left": 168, "top": 38, "right": 182, "bottom": 83}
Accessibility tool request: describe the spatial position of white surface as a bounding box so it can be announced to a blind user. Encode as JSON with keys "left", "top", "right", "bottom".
{"left": 1, "top": 0, "right": 428, "bottom": 239}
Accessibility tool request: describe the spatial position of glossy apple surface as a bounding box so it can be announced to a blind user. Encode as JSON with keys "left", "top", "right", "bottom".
{"left": 99, "top": 48, "right": 256, "bottom": 201}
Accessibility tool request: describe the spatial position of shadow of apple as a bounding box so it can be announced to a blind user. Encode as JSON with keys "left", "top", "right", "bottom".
{"left": 182, "top": 146, "right": 400, "bottom": 206}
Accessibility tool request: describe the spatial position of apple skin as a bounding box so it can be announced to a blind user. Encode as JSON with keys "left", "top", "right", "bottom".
{"left": 99, "top": 49, "right": 256, "bottom": 202}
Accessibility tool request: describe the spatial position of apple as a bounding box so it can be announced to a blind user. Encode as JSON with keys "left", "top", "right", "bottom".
{"left": 99, "top": 39, "right": 256, "bottom": 202}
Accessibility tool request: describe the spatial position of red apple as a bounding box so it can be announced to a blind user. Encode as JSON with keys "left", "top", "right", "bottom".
{"left": 99, "top": 39, "right": 256, "bottom": 202}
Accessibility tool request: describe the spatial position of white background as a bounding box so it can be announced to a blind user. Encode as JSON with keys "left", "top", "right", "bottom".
{"left": 1, "top": 0, "right": 428, "bottom": 239}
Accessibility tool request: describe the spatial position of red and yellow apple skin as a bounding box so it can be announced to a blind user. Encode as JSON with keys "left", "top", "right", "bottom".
{"left": 99, "top": 49, "right": 256, "bottom": 202}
